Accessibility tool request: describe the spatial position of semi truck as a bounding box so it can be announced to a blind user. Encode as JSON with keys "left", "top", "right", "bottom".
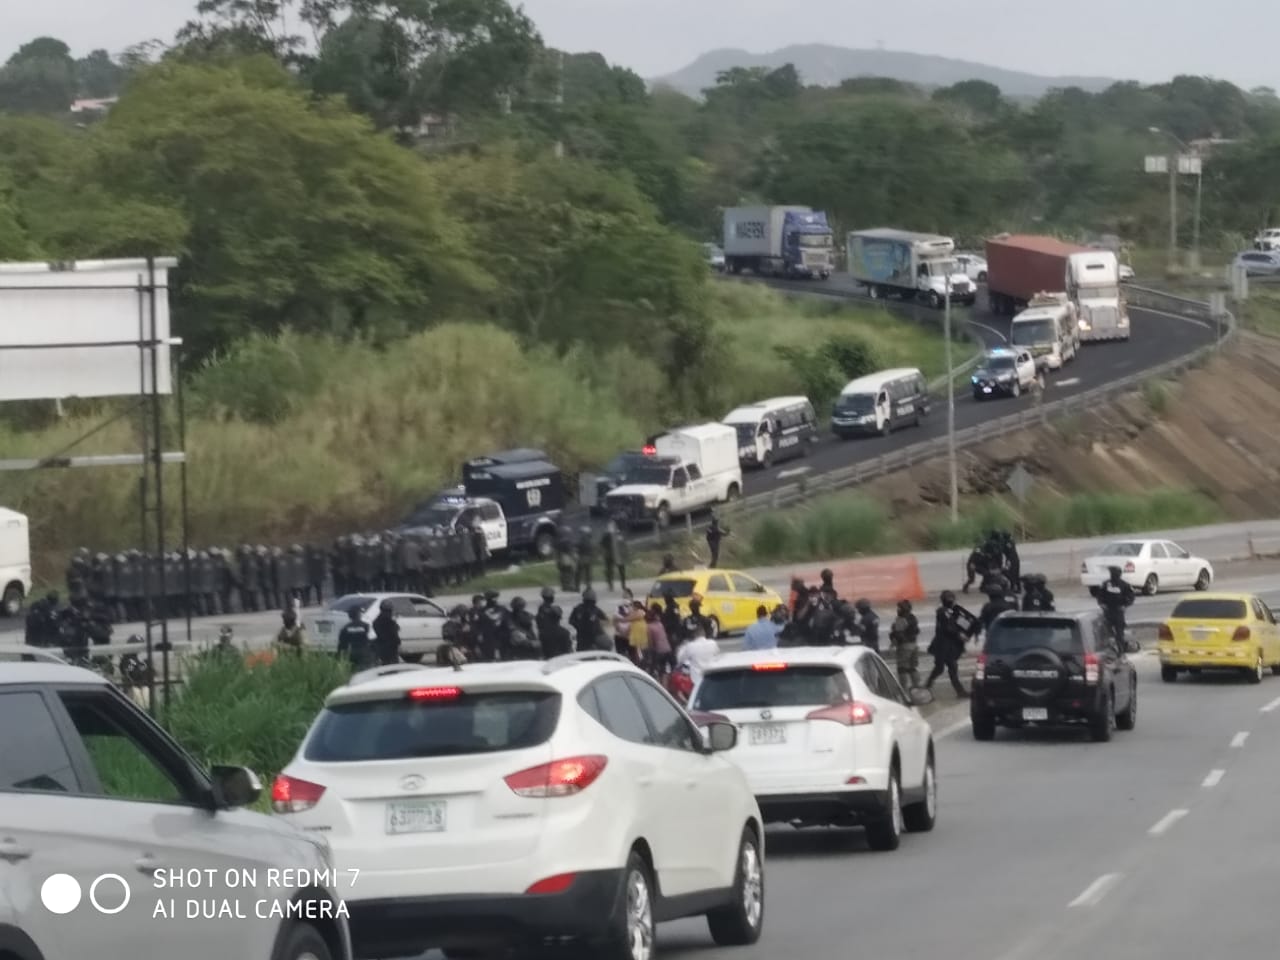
{"left": 985, "top": 234, "right": 1089, "bottom": 315}
{"left": 846, "top": 228, "right": 975, "bottom": 308}
{"left": 722, "top": 206, "right": 834, "bottom": 279}
{"left": 1, "top": 507, "right": 31, "bottom": 617}
{"left": 1067, "top": 250, "right": 1129, "bottom": 342}
{"left": 604, "top": 423, "right": 743, "bottom": 528}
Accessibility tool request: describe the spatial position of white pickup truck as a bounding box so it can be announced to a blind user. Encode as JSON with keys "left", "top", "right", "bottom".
{"left": 604, "top": 424, "right": 743, "bottom": 527}
{"left": 1, "top": 507, "right": 31, "bottom": 617}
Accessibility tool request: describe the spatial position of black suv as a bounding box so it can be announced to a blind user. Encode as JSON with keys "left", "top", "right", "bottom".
{"left": 970, "top": 610, "right": 1138, "bottom": 742}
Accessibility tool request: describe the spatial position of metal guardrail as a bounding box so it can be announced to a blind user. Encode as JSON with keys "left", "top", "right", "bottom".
{"left": 724, "top": 285, "right": 1235, "bottom": 520}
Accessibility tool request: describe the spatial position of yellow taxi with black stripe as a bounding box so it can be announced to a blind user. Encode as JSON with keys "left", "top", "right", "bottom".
{"left": 1157, "top": 592, "right": 1280, "bottom": 684}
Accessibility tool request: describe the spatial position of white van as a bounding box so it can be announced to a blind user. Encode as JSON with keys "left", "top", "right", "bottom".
{"left": 723, "top": 396, "right": 818, "bottom": 468}
{"left": 830, "top": 368, "right": 929, "bottom": 439}
{"left": 1, "top": 507, "right": 31, "bottom": 617}
{"left": 1010, "top": 293, "right": 1079, "bottom": 370}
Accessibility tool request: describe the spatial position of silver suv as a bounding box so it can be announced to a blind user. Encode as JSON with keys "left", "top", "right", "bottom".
{"left": 0, "top": 652, "right": 352, "bottom": 960}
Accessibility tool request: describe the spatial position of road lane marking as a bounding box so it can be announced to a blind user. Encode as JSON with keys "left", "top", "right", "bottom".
{"left": 1055, "top": 377, "right": 1081, "bottom": 387}
{"left": 1231, "top": 731, "right": 1249, "bottom": 748}
{"left": 1068, "top": 873, "right": 1122, "bottom": 908}
{"left": 1202, "top": 769, "right": 1225, "bottom": 788}
{"left": 777, "top": 467, "right": 811, "bottom": 479}
{"left": 1261, "top": 696, "right": 1280, "bottom": 713}
{"left": 1148, "top": 809, "right": 1189, "bottom": 836}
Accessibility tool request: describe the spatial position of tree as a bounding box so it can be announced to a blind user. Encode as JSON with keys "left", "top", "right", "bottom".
{"left": 933, "top": 79, "right": 1005, "bottom": 119}
{"left": 306, "top": 15, "right": 421, "bottom": 129}
{"left": 0, "top": 36, "right": 76, "bottom": 113}
{"left": 75, "top": 50, "right": 126, "bottom": 98}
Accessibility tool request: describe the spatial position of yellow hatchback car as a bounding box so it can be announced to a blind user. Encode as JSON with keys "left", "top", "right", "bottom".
{"left": 1157, "top": 592, "right": 1280, "bottom": 684}
{"left": 648, "top": 569, "right": 785, "bottom": 638}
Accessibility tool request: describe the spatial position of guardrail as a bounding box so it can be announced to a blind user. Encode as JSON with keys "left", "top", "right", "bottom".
{"left": 725, "top": 285, "right": 1235, "bottom": 519}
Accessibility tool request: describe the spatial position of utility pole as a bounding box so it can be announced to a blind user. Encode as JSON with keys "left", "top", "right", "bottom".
{"left": 1167, "top": 157, "right": 1178, "bottom": 270}
{"left": 1191, "top": 165, "right": 1203, "bottom": 270}
{"left": 944, "top": 273, "right": 958, "bottom": 522}
{"left": 553, "top": 50, "right": 565, "bottom": 160}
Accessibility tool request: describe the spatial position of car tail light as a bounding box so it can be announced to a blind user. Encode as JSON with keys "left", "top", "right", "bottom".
{"left": 846, "top": 775, "right": 866, "bottom": 784}
{"left": 806, "top": 702, "right": 874, "bottom": 725}
{"left": 751, "top": 662, "right": 788, "bottom": 671}
{"left": 1233, "top": 626, "right": 1251, "bottom": 642}
{"left": 690, "top": 711, "right": 729, "bottom": 726}
{"left": 408, "top": 686, "right": 462, "bottom": 701}
{"left": 271, "top": 774, "right": 325, "bottom": 814}
{"left": 504, "top": 756, "right": 608, "bottom": 798}
{"left": 525, "top": 873, "right": 577, "bottom": 895}
{"left": 642, "top": 445, "right": 656, "bottom": 456}
{"left": 974, "top": 653, "right": 986, "bottom": 682}
{"left": 1084, "top": 653, "right": 1099, "bottom": 684}
{"left": 1123, "top": 562, "right": 1136, "bottom": 574}
{"left": 1158, "top": 624, "right": 1173, "bottom": 642}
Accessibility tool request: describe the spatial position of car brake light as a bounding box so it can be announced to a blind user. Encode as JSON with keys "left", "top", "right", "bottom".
{"left": 690, "top": 711, "right": 729, "bottom": 726}
{"left": 525, "top": 873, "right": 577, "bottom": 895}
{"left": 974, "top": 653, "right": 986, "bottom": 682}
{"left": 1123, "top": 562, "right": 1135, "bottom": 573}
{"left": 1233, "top": 626, "right": 1251, "bottom": 642}
{"left": 504, "top": 756, "right": 608, "bottom": 798}
{"left": 642, "top": 445, "right": 656, "bottom": 455}
{"left": 1158, "top": 624, "right": 1173, "bottom": 642}
{"left": 1084, "top": 653, "right": 1099, "bottom": 684}
{"left": 806, "top": 702, "right": 874, "bottom": 725}
{"left": 271, "top": 774, "right": 325, "bottom": 814}
{"left": 407, "top": 686, "right": 462, "bottom": 701}
{"left": 751, "top": 662, "right": 788, "bottom": 671}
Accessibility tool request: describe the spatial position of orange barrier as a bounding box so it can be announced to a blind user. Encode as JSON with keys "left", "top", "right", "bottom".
{"left": 793, "top": 555, "right": 925, "bottom": 605}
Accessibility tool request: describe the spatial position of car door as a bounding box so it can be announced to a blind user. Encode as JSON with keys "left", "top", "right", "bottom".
{"left": 626, "top": 676, "right": 740, "bottom": 894}
{"left": 478, "top": 501, "right": 508, "bottom": 553}
{"left": 1164, "top": 542, "right": 1196, "bottom": 588}
{"left": 871, "top": 657, "right": 930, "bottom": 784}
{"left": 728, "top": 573, "right": 772, "bottom": 626}
{"left": 1258, "top": 600, "right": 1280, "bottom": 666}
{"left": 669, "top": 466, "right": 692, "bottom": 513}
{"left": 703, "top": 573, "right": 739, "bottom": 632}
{"left": 684, "top": 463, "right": 709, "bottom": 510}
{"left": 859, "top": 658, "right": 925, "bottom": 787}
{"left": 388, "top": 595, "right": 424, "bottom": 644}
{"left": 875, "top": 389, "right": 891, "bottom": 430}
{"left": 1143, "top": 542, "right": 1168, "bottom": 587}
{"left": 409, "top": 596, "right": 446, "bottom": 645}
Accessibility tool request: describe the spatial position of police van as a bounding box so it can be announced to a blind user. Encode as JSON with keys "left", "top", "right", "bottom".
{"left": 722, "top": 396, "right": 818, "bottom": 468}
{"left": 830, "top": 368, "right": 929, "bottom": 438}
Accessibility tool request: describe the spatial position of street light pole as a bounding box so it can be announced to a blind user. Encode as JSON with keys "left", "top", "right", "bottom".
{"left": 1167, "top": 154, "right": 1178, "bottom": 271}
{"left": 1191, "top": 167, "right": 1203, "bottom": 270}
{"left": 944, "top": 273, "right": 958, "bottom": 522}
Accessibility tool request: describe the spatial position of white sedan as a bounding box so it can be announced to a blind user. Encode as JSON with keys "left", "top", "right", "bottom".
{"left": 1079, "top": 539, "right": 1214, "bottom": 596}
{"left": 954, "top": 252, "right": 988, "bottom": 283}
{"left": 307, "top": 593, "right": 447, "bottom": 659}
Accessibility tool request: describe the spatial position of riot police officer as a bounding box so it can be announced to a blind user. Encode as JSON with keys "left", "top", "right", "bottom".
{"left": 1096, "top": 566, "right": 1135, "bottom": 644}
{"left": 479, "top": 589, "right": 511, "bottom": 661}
{"left": 372, "top": 599, "right": 401, "bottom": 666}
{"left": 540, "top": 605, "right": 573, "bottom": 659}
{"left": 890, "top": 600, "right": 922, "bottom": 691}
{"left": 569, "top": 588, "right": 609, "bottom": 652}
{"left": 927, "top": 590, "right": 976, "bottom": 698}
{"left": 337, "top": 606, "right": 373, "bottom": 668}
{"left": 508, "top": 597, "right": 540, "bottom": 660}
{"left": 1021, "top": 574, "right": 1055, "bottom": 612}
{"left": 855, "top": 598, "right": 881, "bottom": 654}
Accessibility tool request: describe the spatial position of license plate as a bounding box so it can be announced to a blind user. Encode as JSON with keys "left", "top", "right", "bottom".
{"left": 317, "top": 622, "right": 332, "bottom": 635}
{"left": 386, "top": 800, "right": 447, "bottom": 835}
{"left": 1022, "top": 708, "right": 1048, "bottom": 721}
{"left": 749, "top": 724, "right": 786, "bottom": 745}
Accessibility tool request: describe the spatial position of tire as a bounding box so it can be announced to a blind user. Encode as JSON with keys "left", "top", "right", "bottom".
{"left": 1143, "top": 574, "right": 1159, "bottom": 596}
{"left": 707, "top": 616, "right": 721, "bottom": 640}
{"left": 1246, "top": 653, "right": 1264, "bottom": 684}
{"left": 929, "top": 291, "right": 942, "bottom": 309}
{"left": 864, "top": 763, "right": 903, "bottom": 851}
{"left": 902, "top": 749, "right": 937, "bottom": 832}
{"left": 978, "top": 271, "right": 988, "bottom": 283}
{"left": 1161, "top": 665, "right": 1178, "bottom": 683}
{"left": 1271, "top": 664, "right": 1280, "bottom": 676}
{"left": 1194, "top": 569, "right": 1211, "bottom": 591}
{"left": 1090, "top": 690, "right": 1114, "bottom": 742}
{"left": 1, "top": 584, "right": 21, "bottom": 618}
{"left": 971, "top": 705, "right": 996, "bottom": 741}
{"left": 879, "top": 418, "right": 891, "bottom": 438}
{"left": 1011, "top": 380, "right": 1021, "bottom": 398}
{"left": 724, "top": 484, "right": 740, "bottom": 502}
{"left": 655, "top": 503, "right": 671, "bottom": 529}
{"left": 594, "top": 850, "right": 655, "bottom": 960}
{"left": 1116, "top": 677, "right": 1137, "bottom": 731}
{"left": 273, "top": 923, "right": 333, "bottom": 960}
{"left": 533, "top": 530, "right": 555, "bottom": 560}
{"left": 868, "top": 285, "right": 880, "bottom": 300}
{"left": 706, "top": 828, "right": 765, "bottom": 946}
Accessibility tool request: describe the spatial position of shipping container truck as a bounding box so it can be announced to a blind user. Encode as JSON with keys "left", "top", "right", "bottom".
{"left": 1067, "top": 250, "right": 1129, "bottom": 342}
{"left": 846, "top": 228, "right": 975, "bottom": 308}
{"left": 722, "top": 206, "right": 834, "bottom": 279}
{"left": 985, "top": 234, "right": 1089, "bottom": 315}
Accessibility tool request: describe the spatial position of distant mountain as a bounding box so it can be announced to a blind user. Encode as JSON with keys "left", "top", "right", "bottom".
{"left": 650, "top": 44, "right": 1122, "bottom": 99}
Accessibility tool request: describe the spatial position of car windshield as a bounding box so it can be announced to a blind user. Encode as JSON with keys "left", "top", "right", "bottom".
{"left": 985, "top": 618, "right": 1083, "bottom": 656}
{"left": 730, "top": 422, "right": 757, "bottom": 442}
{"left": 1099, "top": 542, "right": 1143, "bottom": 557}
{"left": 1170, "top": 599, "right": 1248, "bottom": 620}
{"left": 651, "top": 578, "right": 696, "bottom": 598}
{"left": 799, "top": 234, "right": 832, "bottom": 247}
{"left": 400, "top": 504, "right": 457, "bottom": 528}
{"left": 986, "top": 356, "right": 1016, "bottom": 371}
{"left": 601, "top": 453, "right": 642, "bottom": 476}
{"left": 327, "top": 596, "right": 375, "bottom": 615}
{"left": 1079, "top": 285, "right": 1120, "bottom": 299}
{"left": 621, "top": 464, "right": 671, "bottom": 485}
{"left": 304, "top": 690, "right": 561, "bottom": 761}
{"left": 693, "top": 666, "right": 851, "bottom": 710}
{"left": 835, "top": 393, "right": 875, "bottom": 413}
{"left": 1012, "top": 320, "right": 1055, "bottom": 345}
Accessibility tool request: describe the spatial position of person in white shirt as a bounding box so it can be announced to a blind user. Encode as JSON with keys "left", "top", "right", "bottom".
{"left": 676, "top": 623, "right": 721, "bottom": 686}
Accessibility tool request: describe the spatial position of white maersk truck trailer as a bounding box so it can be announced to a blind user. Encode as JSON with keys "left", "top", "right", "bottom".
{"left": 1067, "top": 250, "right": 1129, "bottom": 342}
{"left": 847, "top": 228, "right": 975, "bottom": 308}
{"left": 722, "top": 206, "right": 834, "bottom": 280}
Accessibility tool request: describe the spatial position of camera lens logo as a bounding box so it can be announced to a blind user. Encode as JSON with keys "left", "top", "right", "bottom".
{"left": 41, "top": 874, "right": 132, "bottom": 915}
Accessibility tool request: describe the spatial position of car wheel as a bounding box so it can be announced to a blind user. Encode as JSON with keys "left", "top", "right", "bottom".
{"left": 706, "top": 828, "right": 765, "bottom": 946}
{"left": 724, "top": 484, "right": 740, "bottom": 502}
{"left": 864, "top": 763, "right": 903, "bottom": 851}
{"left": 1011, "top": 380, "right": 1021, "bottom": 398}
{"left": 902, "top": 749, "right": 937, "bottom": 832}
{"left": 1143, "top": 574, "right": 1159, "bottom": 596}
{"left": 1, "top": 585, "right": 21, "bottom": 618}
{"left": 273, "top": 923, "right": 333, "bottom": 960}
{"left": 533, "top": 530, "right": 556, "bottom": 560}
{"left": 929, "top": 291, "right": 942, "bottom": 309}
{"left": 1247, "top": 654, "right": 1264, "bottom": 685}
{"left": 1194, "top": 569, "right": 1211, "bottom": 591}
{"left": 594, "top": 850, "right": 655, "bottom": 960}
{"left": 879, "top": 418, "right": 891, "bottom": 437}
{"left": 971, "top": 705, "right": 996, "bottom": 741}
{"left": 1116, "top": 677, "right": 1137, "bottom": 731}
{"left": 1090, "top": 690, "right": 1114, "bottom": 742}
{"left": 655, "top": 504, "right": 671, "bottom": 528}
{"left": 1161, "top": 665, "right": 1178, "bottom": 683}
{"left": 707, "top": 616, "right": 721, "bottom": 640}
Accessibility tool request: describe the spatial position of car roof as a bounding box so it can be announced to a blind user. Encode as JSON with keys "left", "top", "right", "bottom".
{"left": 1170, "top": 592, "right": 1252, "bottom": 604}
{"left": 0, "top": 654, "right": 112, "bottom": 688}
{"left": 992, "top": 610, "right": 1095, "bottom": 625}
{"left": 329, "top": 592, "right": 428, "bottom": 602}
{"left": 702, "top": 645, "right": 870, "bottom": 674}
{"left": 650, "top": 569, "right": 763, "bottom": 584}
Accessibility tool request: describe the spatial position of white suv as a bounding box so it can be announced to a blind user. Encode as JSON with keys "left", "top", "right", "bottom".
{"left": 688, "top": 646, "right": 937, "bottom": 851}
{"left": 274, "top": 652, "right": 766, "bottom": 960}
{"left": 0, "top": 651, "right": 352, "bottom": 960}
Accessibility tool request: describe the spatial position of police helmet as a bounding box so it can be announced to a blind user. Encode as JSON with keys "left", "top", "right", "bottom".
{"left": 855, "top": 598, "right": 871, "bottom": 613}
{"left": 471, "top": 594, "right": 485, "bottom": 604}
{"left": 449, "top": 604, "right": 469, "bottom": 618}
{"left": 548, "top": 605, "right": 563, "bottom": 621}
{"left": 896, "top": 599, "right": 912, "bottom": 614}
{"left": 820, "top": 568, "right": 834, "bottom": 582}
{"left": 1108, "top": 565, "right": 1123, "bottom": 579}
{"left": 379, "top": 599, "right": 394, "bottom": 612}
{"left": 941, "top": 590, "right": 956, "bottom": 605}
{"left": 510, "top": 596, "right": 527, "bottom": 611}
{"left": 540, "top": 586, "right": 555, "bottom": 602}
{"left": 484, "top": 589, "right": 500, "bottom": 602}
{"left": 582, "top": 588, "right": 596, "bottom": 603}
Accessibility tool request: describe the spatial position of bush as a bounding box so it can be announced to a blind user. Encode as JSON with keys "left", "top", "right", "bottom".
{"left": 924, "top": 499, "right": 1022, "bottom": 550}
{"left": 1030, "top": 490, "right": 1222, "bottom": 539}
{"left": 742, "top": 493, "right": 894, "bottom": 564}
{"left": 1142, "top": 378, "right": 1173, "bottom": 415}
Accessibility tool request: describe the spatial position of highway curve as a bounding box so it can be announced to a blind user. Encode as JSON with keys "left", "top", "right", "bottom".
{"left": 728, "top": 272, "right": 1219, "bottom": 499}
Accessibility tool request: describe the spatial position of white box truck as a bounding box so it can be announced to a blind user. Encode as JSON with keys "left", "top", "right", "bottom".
{"left": 1, "top": 507, "right": 32, "bottom": 617}
{"left": 604, "top": 423, "right": 743, "bottom": 528}
{"left": 722, "top": 206, "right": 834, "bottom": 279}
{"left": 1067, "top": 250, "right": 1129, "bottom": 342}
{"left": 847, "top": 228, "right": 975, "bottom": 308}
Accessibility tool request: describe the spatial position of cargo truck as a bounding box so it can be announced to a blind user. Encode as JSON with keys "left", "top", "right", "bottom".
{"left": 722, "top": 206, "right": 834, "bottom": 279}
{"left": 1, "top": 507, "right": 31, "bottom": 617}
{"left": 985, "top": 234, "right": 1089, "bottom": 315}
{"left": 1067, "top": 250, "right": 1129, "bottom": 342}
{"left": 846, "top": 228, "right": 975, "bottom": 308}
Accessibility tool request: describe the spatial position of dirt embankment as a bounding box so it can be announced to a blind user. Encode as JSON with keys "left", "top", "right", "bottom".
{"left": 856, "top": 332, "right": 1280, "bottom": 525}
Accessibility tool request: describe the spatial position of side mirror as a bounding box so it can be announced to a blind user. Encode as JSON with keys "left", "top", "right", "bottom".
{"left": 706, "top": 722, "right": 738, "bottom": 753}
{"left": 1124, "top": 638, "right": 1141, "bottom": 655}
{"left": 209, "top": 765, "right": 262, "bottom": 810}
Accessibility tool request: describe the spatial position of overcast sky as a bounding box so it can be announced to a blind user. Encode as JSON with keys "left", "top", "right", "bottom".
{"left": 3, "top": 0, "right": 1275, "bottom": 89}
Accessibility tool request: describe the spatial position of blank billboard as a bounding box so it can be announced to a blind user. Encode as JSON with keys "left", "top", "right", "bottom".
{"left": 0, "top": 258, "right": 178, "bottom": 402}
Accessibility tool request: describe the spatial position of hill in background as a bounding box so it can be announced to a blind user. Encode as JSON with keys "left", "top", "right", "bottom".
{"left": 651, "top": 43, "right": 1121, "bottom": 98}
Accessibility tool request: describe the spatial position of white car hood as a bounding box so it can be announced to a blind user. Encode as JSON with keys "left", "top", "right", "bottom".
{"left": 606, "top": 483, "right": 667, "bottom": 498}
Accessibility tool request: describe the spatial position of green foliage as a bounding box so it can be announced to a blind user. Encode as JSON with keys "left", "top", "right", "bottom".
{"left": 1029, "top": 490, "right": 1222, "bottom": 539}
{"left": 1142, "top": 378, "right": 1174, "bottom": 415}
{"left": 742, "top": 494, "right": 895, "bottom": 564}
{"left": 924, "top": 500, "right": 1022, "bottom": 550}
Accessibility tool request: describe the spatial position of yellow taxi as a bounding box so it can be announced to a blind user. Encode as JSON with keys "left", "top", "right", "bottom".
{"left": 1157, "top": 592, "right": 1280, "bottom": 684}
{"left": 648, "top": 569, "right": 785, "bottom": 638}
